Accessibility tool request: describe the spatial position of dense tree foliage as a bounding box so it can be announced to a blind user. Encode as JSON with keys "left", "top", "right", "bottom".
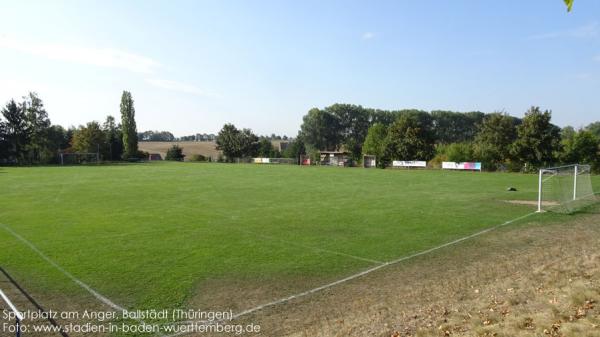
{"left": 473, "top": 113, "right": 519, "bottom": 170}
{"left": 71, "top": 122, "right": 105, "bottom": 154}
{"left": 103, "top": 116, "right": 123, "bottom": 161}
{"left": 216, "top": 123, "right": 259, "bottom": 161}
{"left": 383, "top": 114, "right": 436, "bottom": 163}
{"left": 257, "top": 138, "right": 279, "bottom": 157}
{"left": 362, "top": 123, "right": 388, "bottom": 167}
{"left": 511, "top": 107, "right": 561, "bottom": 170}
{"left": 120, "top": 91, "right": 138, "bottom": 159}
{"left": 431, "top": 110, "right": 484, "bottom": 144}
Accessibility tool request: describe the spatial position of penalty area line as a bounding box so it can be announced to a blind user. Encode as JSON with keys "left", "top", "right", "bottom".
{"left": 164, "top": 211, "right": 538, "bottom": 337}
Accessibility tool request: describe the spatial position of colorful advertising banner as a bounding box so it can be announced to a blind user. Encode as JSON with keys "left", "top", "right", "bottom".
{"left": 442, "top": 162, "right": 482, "bottom": 170}
{"left": 392, "top": 160, "right": 427, "bottom": 168}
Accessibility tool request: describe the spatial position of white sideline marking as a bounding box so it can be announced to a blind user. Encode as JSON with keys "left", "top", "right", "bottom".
{"left": 0, "top": 223, "right": 126, "bottom": 311}
{"left": 0, "top": 288, "right": 23, "bottom": 321}
{"left": 230, "top": 226, "right": 384, "bottom": 264}
{"left": 0, "top": 223, "right": 165, "bottom": 336}
{"left": 165, "top": 211, "right": 537, "bottom": 337}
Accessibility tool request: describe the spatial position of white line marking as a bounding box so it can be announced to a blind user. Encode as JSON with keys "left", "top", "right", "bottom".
{"left": 0, "top": 223, "right": 126, "bottom": 311}
{"left": 0, "top": 223, "right": 166, "bottom": 336}
{"left": 0, "top": 288, "right": 24, "bottom": 321}
{"left": 230, "top": 226, "right": 384, "bottom": 264}
{"left": 164, "top": 211, "right": 537, "bottom": 337}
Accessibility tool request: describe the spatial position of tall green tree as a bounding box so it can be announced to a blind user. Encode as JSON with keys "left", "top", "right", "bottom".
{"left": 216, "top": 123, "right": 242, "bottom": 160}
{"left": 120, "top": 91, "right": 138, "bottom": 159}
{"left": 299, "top": 108, "right": 341, "bottom": 151}
{"left": 362, "top": 123, "right": 388, "bottom": 167}
{"left": 1, "top": 99, "right": 27, "bottom": 162}
{"left": 21, "top": 92, "right": 51, "bottom": 163}
{"left": 103, "top": 115, "right": 123, "bottom": 160}
{"left": 473, "top": 113, "right": 519, "bottom": 170}
{"left": 383, "top": 114, "right": 435, "bottom": 162}
{"left": 511, "top": 107, "right": 561, "bottom": 170}
{"left": 325, "top": 104, "right": 370, "bottom": 160}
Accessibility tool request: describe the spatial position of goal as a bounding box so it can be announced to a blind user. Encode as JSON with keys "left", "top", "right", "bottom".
{"left": 537, "top": 164, "right": 596, "bottom": 213}
{"left": 59, "top": 152, "right": 100, "bottom": 165}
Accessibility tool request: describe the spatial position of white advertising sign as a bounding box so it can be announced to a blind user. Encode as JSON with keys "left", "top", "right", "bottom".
{"left": 392, "top": 160, "right": 427, "bottom": 167}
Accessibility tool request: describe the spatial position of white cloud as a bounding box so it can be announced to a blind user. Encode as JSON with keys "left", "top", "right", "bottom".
{"left": 0, "top": 36, "right": 160, "bottom": 73}
{"left": 145, "top": 78, "right": 220, "bottom": 97}
{"left": 361, "top": 32, "right": 375, "bottom": 40}
{"left": 529, "top": 22, "right": 598, "bottom": 40}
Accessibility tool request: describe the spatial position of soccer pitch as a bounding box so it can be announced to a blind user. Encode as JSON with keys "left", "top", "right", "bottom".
{"left": 1, "top": 163, "right": 598, "bottom": 323}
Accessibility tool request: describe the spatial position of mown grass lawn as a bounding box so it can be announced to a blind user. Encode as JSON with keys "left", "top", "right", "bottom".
{"left": 0, "top": 162, "right": 598, "bottom": 317}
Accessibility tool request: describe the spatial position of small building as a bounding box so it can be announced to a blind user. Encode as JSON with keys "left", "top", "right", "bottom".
{"left": 319, "top": 151, "right": 352, "bottom": 167}
{"left": 148, "top": 153, "right": 162, "bottom": 161}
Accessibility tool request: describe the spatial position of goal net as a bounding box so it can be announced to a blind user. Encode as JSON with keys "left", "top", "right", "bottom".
{"left": 538, "top": 164, "right": 596, "bottom": 213}
{"left": 59, "top": 152, "right": 99, "bottom": 165}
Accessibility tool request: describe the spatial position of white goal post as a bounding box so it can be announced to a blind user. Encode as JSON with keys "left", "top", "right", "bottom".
{"left": 0, "top": 288, "right": 23, "bottom": 337}
{"left": 537, "top": 164, "right": 595, "bottom": 213}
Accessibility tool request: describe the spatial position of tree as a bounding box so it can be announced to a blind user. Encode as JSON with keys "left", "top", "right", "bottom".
{"left": 445, "top": 142, "right": 475, "bottom": 162}
{"left": 431, "top": 110, "right": 485, "bottom": 144}
{"left": 71, "top": 122, "right": 105, "bottom": 155}
{"left": 120, "top": 91, "right": 138, "bottom": 159}
{"left": 21, "top": 92, "right": 51, "bottom": 163}
{"left": 560, "top": 129, "right": 599, "bottom": 168}
{"left": 383, "top": 114, "right": 435, "bottom": 162}
{"left": 473, "top": 113, "right": 519, "bottom": 170}
{"left": 1, "top": 99, "right": 27, "bottom": 162}
{"left": 511, "top": 107, "right": 561, "bottom": 170}
{"left": 216, "top": 123, "right": 242, "bottom": 160}
{"left": 565, "top": 0, "right": 573, "bottom": 11}
{"left": 362, "top": 123, "right": 388, "bottom": 167}
{"left": 325, "top": 104, "right": 370, "bottom": 161}
{"left": 0, "top": 118, "right": 8, "bottom": 162}
{"left": 282, "top": 137, "right": 306, "bottom": 160}
{"left": 585, "top": 122, "right": 600, "bottom": 139}
{"left": 239, "top": 128, "right": 259, "bottom": 158}
{"left": 299, "top": 108, "right": 341, "bottom": 151}
{"left": 103, "top": 116, "right": 123, "bottom": 160}
{"left": 258, "top": 138, "right": 277, "bottom": 157}
{"left": 165, "top": 145, "right": 185, "bottom": 161}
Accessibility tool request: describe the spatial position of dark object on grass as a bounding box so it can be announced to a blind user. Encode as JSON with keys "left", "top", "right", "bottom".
{"left": 507, "top": 187, "right": 517, "bottom": 191}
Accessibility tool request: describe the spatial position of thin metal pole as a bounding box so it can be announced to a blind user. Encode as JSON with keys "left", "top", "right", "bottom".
{"left": 537, "top": 169, "right": 543, "bottom": 212}
{"left": 16, "top": 318, "right": 21, "bottom": 337}
{"left": 573, "top": 164, "right": 578, "bottom": 200}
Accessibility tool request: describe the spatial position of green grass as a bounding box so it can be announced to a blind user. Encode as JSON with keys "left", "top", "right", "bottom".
{"left": 0, "top": 163, "right": 598, "bottom": 316}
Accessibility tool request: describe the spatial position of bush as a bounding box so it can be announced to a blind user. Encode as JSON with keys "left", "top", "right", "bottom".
{"left": 165, "top": 145, "right": 185, "bottom": 161}
{"left": 189, "top": 154, "right": 207, "bottom": 162}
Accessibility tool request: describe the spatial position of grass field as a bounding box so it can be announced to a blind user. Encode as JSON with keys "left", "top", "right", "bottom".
{"left": 0, "top": 163, "right": 598, "bottom": 333}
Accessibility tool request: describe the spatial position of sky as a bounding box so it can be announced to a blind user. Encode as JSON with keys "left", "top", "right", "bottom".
{"left": 0, "top": 0, "right": 599, "bottom": 137}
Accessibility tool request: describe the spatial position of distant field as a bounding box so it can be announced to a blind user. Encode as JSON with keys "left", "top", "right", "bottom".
{"left": 138, "top": 141, "right": 221, "bottom": 160}
{"left": 138, "top": 140, "right": 286, "bottom": 160}
{"left": 0, "top": 163, "right": 598, "bottom": 335}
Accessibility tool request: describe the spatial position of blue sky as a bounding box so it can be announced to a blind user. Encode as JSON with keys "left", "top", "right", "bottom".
{"left": 0, "top": 0, "right": 598, "bottom": 136}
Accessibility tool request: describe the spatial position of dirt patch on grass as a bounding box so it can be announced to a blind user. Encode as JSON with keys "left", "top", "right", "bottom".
{"left": 222, "top": 208, "right": 600, "bottom": 337}
{"left": 504, "top": 199, "right": 560, "bottom": 206}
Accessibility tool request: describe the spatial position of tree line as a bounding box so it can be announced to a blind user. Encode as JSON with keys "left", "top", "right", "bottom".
{"left": 0, "top": 91, "right": 140, "bottom": 164}
{"left": 216, "top": 104, "right": 600, "bottom": 171}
